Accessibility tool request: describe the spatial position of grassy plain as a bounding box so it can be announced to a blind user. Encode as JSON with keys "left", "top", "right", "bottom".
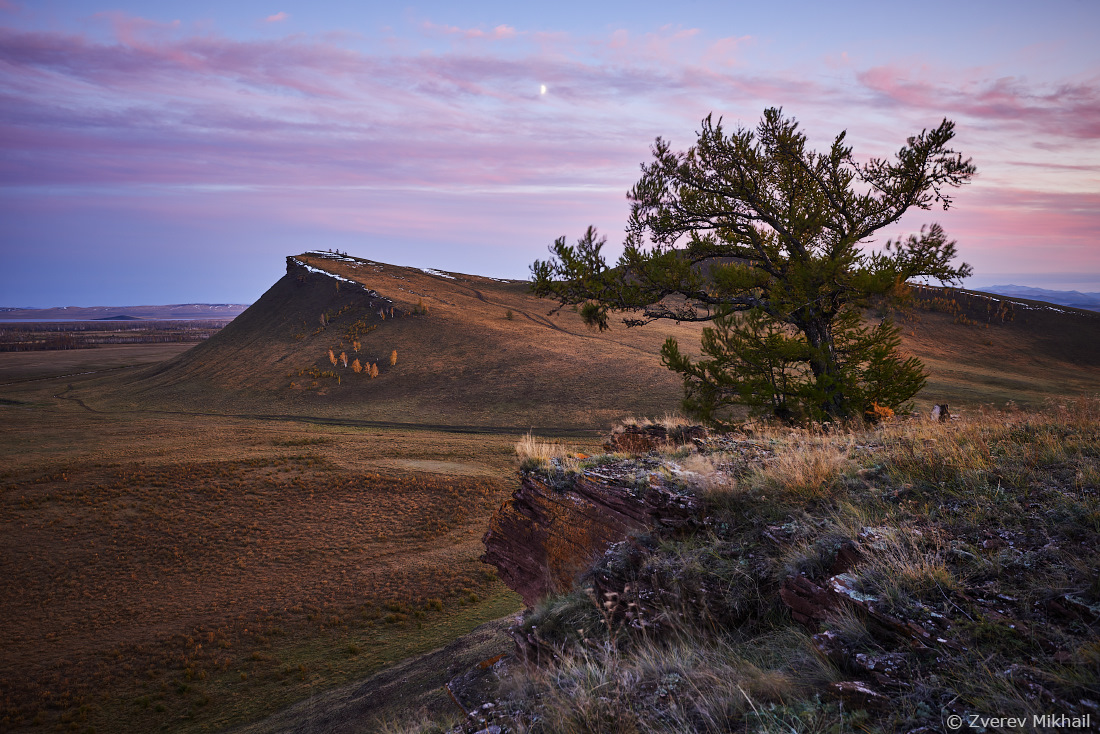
{"left": 0, "top": 343, "right": 195, "bottom": 385}
{"left": 0, "top": 348, "right": 600, "bottom": 733}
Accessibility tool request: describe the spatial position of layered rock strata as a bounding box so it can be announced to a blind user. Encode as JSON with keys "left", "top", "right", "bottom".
{"left": 481, "top": 467, "right": 701, "bottom": 606}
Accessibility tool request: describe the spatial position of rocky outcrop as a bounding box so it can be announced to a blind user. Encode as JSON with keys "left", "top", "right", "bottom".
{"left": 481, "top": 467, "right": 701, "bottom": 606}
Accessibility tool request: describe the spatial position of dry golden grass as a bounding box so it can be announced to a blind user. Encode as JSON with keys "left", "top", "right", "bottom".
{"left": 470, "top": 399, "right": 1100, "bottom": 734}
{"left": 514, "top": 432, "right": 593, "bottom": 473}
{"left": 514, "top": 432, "right": 571, "bottom": 463}
{"left": 613, "top": 412, "right": 693, "bottom": 431}
{"left": 0, "top": 352, "right": 538, "bottom": 733}
{"left": 754, "top": 434, "right": 855, "bottom": 499}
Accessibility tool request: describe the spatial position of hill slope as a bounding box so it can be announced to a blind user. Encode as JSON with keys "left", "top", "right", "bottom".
{"left": 903, "top": 285, "right": 1100, "bottom": 407}
{"left": 96, "top": 253, "right": 707, "bottom": 430}
{"left": 84, "top": 253, "right": 1100, "bottom": 427}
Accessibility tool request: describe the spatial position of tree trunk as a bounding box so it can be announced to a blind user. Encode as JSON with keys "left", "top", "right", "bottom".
{"left": 799, "top": 313, "right": 850, "bottom": 420}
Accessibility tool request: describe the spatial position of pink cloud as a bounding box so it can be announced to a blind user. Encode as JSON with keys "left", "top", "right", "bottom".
{"left": 893, "top": 186, "right": 1100, "bottom": 280}
{"left": 422, "top": 20, "right": 518, "bottom": 40}
{"left": 699, "top": 35, "right": 753, "bottom": 68}
{"left": 265, "top": 12, "right": 289, "bottom": 23}
{"left": 0, "top": 15, "right": 1095, "bottom": 290}
{"left": 857, "top": 64, "right": 1100, "bottom": 140}
{"left": 824, "top": 50, "right": 853, "bottom": 69}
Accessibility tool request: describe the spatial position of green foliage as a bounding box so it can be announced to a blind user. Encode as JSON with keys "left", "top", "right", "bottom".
{"left": 531, "top": 108, "right": 975, "bottom": 423}
{"left": 663, "top": 307, "right": 924, "bottom": 424}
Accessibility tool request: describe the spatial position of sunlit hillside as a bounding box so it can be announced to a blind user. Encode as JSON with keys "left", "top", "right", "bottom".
{"left": 79, "top": 252, "right": 1100, "bottom": 428}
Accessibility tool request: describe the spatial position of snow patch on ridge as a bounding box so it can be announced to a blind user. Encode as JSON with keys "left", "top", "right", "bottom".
{"left": 913, "top": 284, "right": 1085, "bottom": 317}
{"left": 304, "top": 251, "right": 365, "bottom": 265}
{"left": 288, "top": 257, "right": 388, "bottom": 302}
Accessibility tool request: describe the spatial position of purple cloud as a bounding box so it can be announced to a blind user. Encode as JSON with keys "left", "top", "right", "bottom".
{"left": 857, "top": 64, "right": 1100, "bottom": 140}
{"left": 1, "top": 13, "right": 1096, "bottom": 302}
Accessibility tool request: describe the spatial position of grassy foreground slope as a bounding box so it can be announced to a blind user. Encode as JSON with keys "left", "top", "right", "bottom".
{"left": 423, "top": 400, "right": 1100, "bottom": 733}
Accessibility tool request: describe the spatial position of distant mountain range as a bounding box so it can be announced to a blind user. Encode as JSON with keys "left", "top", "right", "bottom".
{"left": 0, "top": 304, "right": 251, "bottom": 321}
{"left": 973, "top": 285, "right": 1100, "bottom": 313}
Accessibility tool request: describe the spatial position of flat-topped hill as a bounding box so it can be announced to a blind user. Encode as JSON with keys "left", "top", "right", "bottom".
{"left": 96, "top": 253, "right": 707, "bottom": 430}
{"left": 83, "top": 252, "right": 1100, "bottom": 429}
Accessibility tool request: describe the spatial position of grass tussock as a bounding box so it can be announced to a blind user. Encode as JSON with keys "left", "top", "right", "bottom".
{"left": 496, "top": 632, "right": 845, "bottom": 734}
{"left": 613, "top": 413, "right": 693, "bottom": 432}
{"left": 515, "top": 432, "right": 591, "bottom": 472}
{"left": 751, "top": 434, "right": 855, "bottom": 500}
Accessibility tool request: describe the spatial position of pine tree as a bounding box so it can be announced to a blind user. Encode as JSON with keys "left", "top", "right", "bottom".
{"left": 532, "top": 108, "right": 974, "bottom": 424}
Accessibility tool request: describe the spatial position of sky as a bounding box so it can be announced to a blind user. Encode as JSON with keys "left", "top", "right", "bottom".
{"left": 1, "top": 0, "right": 1098, "bottom": 307}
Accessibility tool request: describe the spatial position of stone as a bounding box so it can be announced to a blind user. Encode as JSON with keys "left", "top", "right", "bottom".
{"left": 482, "top": 470, "right": 702, "bottom": 606}
{"left": 830, "top": 680, "right": 887, "bottom": 709}
{"left": 605, "top": 424, "right": 708, "bottom": 454}
{"left": 780, "top": 575, "right": 833, "bottom": 628}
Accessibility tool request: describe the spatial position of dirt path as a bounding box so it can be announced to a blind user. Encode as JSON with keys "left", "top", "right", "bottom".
{"left": 49, "top": 387, "right": 601, "bottom": 437}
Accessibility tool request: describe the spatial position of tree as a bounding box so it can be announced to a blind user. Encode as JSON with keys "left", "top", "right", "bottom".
{"left": 531, "top": 108, "right": 975, "bottom": 424}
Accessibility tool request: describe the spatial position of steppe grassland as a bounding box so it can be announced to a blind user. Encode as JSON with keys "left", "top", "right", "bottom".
{"left": 0, "top": 349, "right": 605, "bottom": 734}
{"left": 467, "top": 400, "right": 1100, "bottom": 734}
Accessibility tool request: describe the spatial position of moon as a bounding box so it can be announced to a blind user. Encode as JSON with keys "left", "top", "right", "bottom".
{"left": 539, "top": 84, "right": 547, "bottom": 95}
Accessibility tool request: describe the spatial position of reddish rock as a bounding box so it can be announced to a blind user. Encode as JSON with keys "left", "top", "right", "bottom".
{"left": 829, "top": 540, "right": 865, "bottom": 575}
{"left": 811, "top": 630, "right": 850, "bottom": 666}
{"left": 605, "top": 424, "right": 707, "bottom": 454}
{"left": 780, "top": 576, "right": 833, "bottom": 628}
{"left": 482, "top": 470, "right": 701, "bottom": 606}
